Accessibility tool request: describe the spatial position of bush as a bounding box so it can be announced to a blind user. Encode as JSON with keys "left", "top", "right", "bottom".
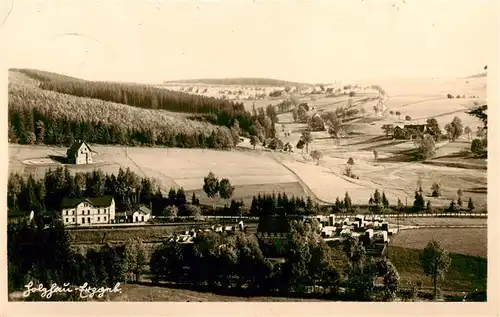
{"left": 349, "top": 91, "right": 356, "bottom": 97}
{"left": 447, "top": 94, "right": 454, "bottom": 99}
{"left": 431, "top": 183, "right": 441, "bottom": 197}
{"left": 471, "top": 138, "right": 485, "bottom": 156}
{"left": 267, "top": 138, "right": 284, "bottom": 150}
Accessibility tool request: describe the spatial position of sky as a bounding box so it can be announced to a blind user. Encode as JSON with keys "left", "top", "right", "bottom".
{"left": 2, "top": 0, "right": 497, "bottom": 84}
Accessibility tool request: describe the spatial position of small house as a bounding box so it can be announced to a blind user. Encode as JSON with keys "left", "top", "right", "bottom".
{"left": 66, "top": 141, "right": 96, "bottom": 165}
{"left": 127, "top": 205, "right": 152, "bottom": 223}
{"left": 393, "top": 125, "right": 406, "bottom": 139}
{"left": 8, "top": 210, "right": 34, "bottom": 224}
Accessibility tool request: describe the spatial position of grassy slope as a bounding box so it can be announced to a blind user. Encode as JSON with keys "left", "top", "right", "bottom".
{"left": 390, "top": 228, "right": 487, "bottom": 258}
{"left": 388, "top": 227, "right": 487, "bottom": 292}
{"left": 109, "top": 283, "right": 322, "bottom": 302}
{"left": 389, "top": 246, "right": 487, "bottom": 292}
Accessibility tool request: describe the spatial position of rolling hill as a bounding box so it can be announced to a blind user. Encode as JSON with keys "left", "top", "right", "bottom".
{"left": 163, "top": 77, "right": 312, "bottom": 88}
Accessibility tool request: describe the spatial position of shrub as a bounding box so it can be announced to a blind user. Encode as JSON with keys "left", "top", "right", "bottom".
{"left": 471, "top": 138, "right": 485, "bottom": 156}
{"left": 447, "top": 94, "right": 454, "bottom": 99}
{"left": 268, "top": 138, "right": 284, "bottom": 150}
{"left": 431, "top": 183, "right": 441, "bottom": 197}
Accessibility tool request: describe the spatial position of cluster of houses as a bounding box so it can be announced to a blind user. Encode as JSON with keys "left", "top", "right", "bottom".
{"left": 256, "top": 214, "right": 395, "bottom": 258}
{"left": 315, "top": 214, "right": 394, "bottom": 241}
{"left": 165, "top": 221, "right": 247, "bottom": 244}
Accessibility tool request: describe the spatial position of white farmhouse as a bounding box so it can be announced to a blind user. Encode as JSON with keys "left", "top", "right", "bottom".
{"left": 66, "top": 140, "right": 96, "bottom": 165}
{"left": 127, "top": 205, "right": 152, "bottom": 223}
{"left": 60, "top": 196, "right": 115, "bottom": 226}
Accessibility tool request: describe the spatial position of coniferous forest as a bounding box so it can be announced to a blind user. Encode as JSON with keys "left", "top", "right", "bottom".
{"left": 7, "top": 69, "right": 275, "bottom": 149}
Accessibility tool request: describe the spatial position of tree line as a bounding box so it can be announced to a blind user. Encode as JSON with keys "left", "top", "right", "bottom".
{"left": 150, "top": 218, "right": 400, "bottom": 300}
{"left": 248, "top": 193, "right": 322, "bottom": 217}
{"left": 7, "top": 167, "right": 205, "bottom": 221}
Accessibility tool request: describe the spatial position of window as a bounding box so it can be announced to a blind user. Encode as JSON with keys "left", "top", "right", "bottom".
{"left": 98, "top": 209, "right": 100, "bottom": 214}
{"left": 71, "top": 210, "right": 74, "bottom": 215}
{"left": 88, "top": 210, "right": 90, "bottom": 215}
{"left": 65, "top": 218, "right": 68, "bottom": 223}
{"left": 65, "top": 210, "right": 68, "bottom": 216}
{"left": 82, "top": 218, "right": 85, "bottom": 224}
{"left": 142, "top": 216, "right": 144, "bottom": 222}
{"left": 104, "top": 216, "right": 106, "bottom": 222}
{"left": 98, "top": 217, "right": 100, "bottom": 222}
{"left": 72, "top": 217, "right": 75, "bottom": 222}
{"left": 82, "top": 210, "right": 84, "bottom": 215}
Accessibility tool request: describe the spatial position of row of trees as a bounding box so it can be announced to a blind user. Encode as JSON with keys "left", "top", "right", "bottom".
{"left": 151, "top": 218, "right": 400, "bottom": 300}
{"left": 248, "top": 193, "right": 321, "bottom": 217}
{"left": 7, "top": 167, "right": 193, "bottom": 219}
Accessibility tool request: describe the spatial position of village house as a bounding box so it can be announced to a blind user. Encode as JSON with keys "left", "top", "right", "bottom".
{"left": 60, "top": 196, "right": 116, "bottom": 226}
{"left": 8, "top": 210, "right": 34, "bottom": 224}
{"left": 66, "top": 140, "right": 96, "bottom": 165}
{"left": 116, "top": 205, "right": 152, "bottom": 223}
{"left": 394, "top": 124, "right": 428, "bottom": 140}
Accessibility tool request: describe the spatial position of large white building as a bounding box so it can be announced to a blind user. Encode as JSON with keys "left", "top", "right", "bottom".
{"left": 60, "top": 196, "right": 115, "bottom": 226}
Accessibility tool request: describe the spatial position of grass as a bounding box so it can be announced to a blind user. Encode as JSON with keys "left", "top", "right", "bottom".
{"left": 388, "top": 226, "right": 487, "bottom": 294}
{"left": 9, "top": 144, "right": 305, "bottom": 201}
{"left": 393, "top": 217, "right": 487, "bottom": 227}
{"left": 389, "top": 246, "right": 487, "bottom": 292}
{"left": 390, "top": 228, "right": 487, "bottom": 258}
{"left": 108, "top": 283, "right": 323, "bottom": 302}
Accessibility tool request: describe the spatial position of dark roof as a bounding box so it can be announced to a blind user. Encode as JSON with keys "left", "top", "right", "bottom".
{"left": 67, "top": 141, "right": 95, "bottom": 157}
{"left": 8, "top": 210, "right": 32, "bottom": 218}
{"left": 257, "top": 216, "right": 290, "bottom": 233}
{"left": 125, "top": 206, "right": 152, "bottom": 216}
{"left": 61, "top": 196, "right": 114, "bottom": 209}
{"left": 404, "top": 124, "right": 426, "bottom": 132}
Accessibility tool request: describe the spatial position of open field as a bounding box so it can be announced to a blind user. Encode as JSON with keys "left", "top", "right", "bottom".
{"left": 9, "top": 144, "right": 308, "bottom": 203}
{"left": 389, "top": 246, "right": 487, "bottom": 292}
{"left": 392, "top": 217, "right": 487, "bottom": 227}
{"left": 390, "top": 228, "right": 487, "bottom": 258}
{"left": 108, "top": 283, "right": 323, "bottom": 302}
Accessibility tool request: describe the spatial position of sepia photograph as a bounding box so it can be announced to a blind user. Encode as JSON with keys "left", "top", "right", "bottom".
{"left": 2, "top": 0, "right": 497, "bottom": 311}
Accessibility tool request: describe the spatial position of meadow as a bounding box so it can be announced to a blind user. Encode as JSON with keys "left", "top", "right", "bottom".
{"left": 390, "top": 228, "right": 487, "bottom": 258}
{"left": 9, "top": 144, "right": 307, "bottom": 203}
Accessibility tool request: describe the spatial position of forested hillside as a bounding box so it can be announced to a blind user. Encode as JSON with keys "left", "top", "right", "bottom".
{"left": 8, "top": 72, "right": 236, "bottom": 149}
{"left": 12, "top": 69, "right": 258, "bottom": 136}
